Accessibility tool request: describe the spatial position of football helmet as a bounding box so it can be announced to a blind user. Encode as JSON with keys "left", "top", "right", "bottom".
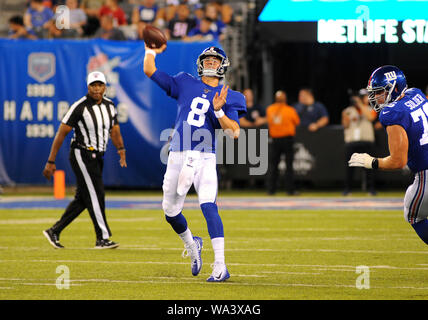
{"left": 196, "top": 46, "right": 230, "bottom": 78}
{"left": 367, "top": 65, "right": 407, "bottom": 112}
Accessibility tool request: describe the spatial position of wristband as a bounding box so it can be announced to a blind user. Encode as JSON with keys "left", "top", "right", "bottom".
{"left": 145, "top": 49, "right": 156, "bottom": 58}
{"left": 118, "top": 147, "right": 125, "bottom": 151}
{"left": 47, "top": 160, "right": 55, "bottom": 164}
{"left": 214, "top": 109, "right": 225, "bottom": 119}
{"left": 372, "top": 158, "right": 379, "bottom": 169}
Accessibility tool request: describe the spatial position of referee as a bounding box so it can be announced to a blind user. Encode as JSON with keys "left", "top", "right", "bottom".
{"left": 42, "top": 71, "right": 127, "bottom": 249}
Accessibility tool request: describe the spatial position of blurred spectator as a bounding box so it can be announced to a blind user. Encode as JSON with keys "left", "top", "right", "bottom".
{"left": 132, "top": 0, "right": 159, "bottom": 25}
{"left": 49, "top": 0, "right": 67, "bottom": 9}
{"left": 166, "top": 3, "right": 196, "bottom": 40}
{"left": 166, "top": 0, "right": 202, "bottom": 14}
{"left": 214, "top": 0, "right": 234, "bottom": 25}
{"left": 24, "top": 0, "right": 55, "bottom": 38}
{"left": 342, "top": 89, "right": 377, "bottom": 196}
{"left": 80, "top": 0, "right": 104, "bottom": 17}
{"left": 155, "top": 1, "right": 177, "bottom": 29}
{"left": 80, "top": 0, "right": 103, "bottom": 36}
{"left": 41, "top": 0, "right": 54, "bottom": 7}
{"left": 266, "top": 90, "right": 300, "bottom": 196}
{"left": 47, "top": 20, "right": 79, "bottom": 38}
{"left": 8, "top": 15, "right": 37, "bottom": 39}
{"left": 163, "top": 0, "right": 179, "bottom": 21}
{"left": 135, "top": 21, "right": 147, "bottom": 40}
{"left": 193, "top": 4, "right": 204, "bottom": 21}
{"left": 184, "top": 16, "right": 217, "bottom": 41}
{"left": 94, "top": 14, "right": 126, "bottom": 40}
{"left": 62, "top": 0, "right": 87, "bottom": 36}
{"left": 119, "top": 0, "right": 135, "bottom": 24}
{"left": 204, "top": 2, "right": 226, "bottom": 40}
{"left": 100, "top": 0, "right": 127, "bottom": 26}
{"left": 240, "top": 88, "right": 266, "bottom": 128}
{"left": 294, "top": 88, "right": 329, "bottom": 132}
{"left": 373, "top": 113, "right": 383, "bottom": 130}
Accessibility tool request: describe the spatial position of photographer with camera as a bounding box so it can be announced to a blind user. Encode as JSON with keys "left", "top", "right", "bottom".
{"left": 342, "top": 88, "right": 377, "bottom": 196}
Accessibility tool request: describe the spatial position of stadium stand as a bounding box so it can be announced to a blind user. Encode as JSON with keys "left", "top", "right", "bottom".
{"left": 0, "top": 0, "right": 28, "bottom": 37}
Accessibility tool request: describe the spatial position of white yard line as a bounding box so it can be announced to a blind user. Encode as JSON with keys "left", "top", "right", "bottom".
{"left": 0, "top": 277, "right": 427, "bottom": 291}
{"left": 0, "top": 246, "right": 426, "bottom": 255}
{"left": 260, "top": 271, "right": 323, "bottom": 275}
{"left": 1, "top": 259, "right": 428, "bottom": 271}
{"left": 0, "top": 217, "right": 157, "bottom": 224}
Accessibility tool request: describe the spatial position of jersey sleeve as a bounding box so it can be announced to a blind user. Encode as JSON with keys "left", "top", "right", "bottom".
{"left": 111, "top": 104, "right": 118, "bottom": 126}
{"left": 223, "top": 92, "right": 246, "bottom": 125}
{"left": 150, "top": 70, "right": 187, "bottom": 99}
{"left": 61, "top": 103, "right": 82, "bottom": 128}
{"left": 227, "top": 92, "right": 247, "bottom": 118}
{"left": 224, "top": 108, "right": 239, "bottom": 124}
{"left": 379, "top": 107, "right": 410, "bottom": 130}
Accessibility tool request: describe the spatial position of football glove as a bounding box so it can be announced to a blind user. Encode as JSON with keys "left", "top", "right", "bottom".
{"left": 348, "top": 153, "right": 376, "bottom": 169}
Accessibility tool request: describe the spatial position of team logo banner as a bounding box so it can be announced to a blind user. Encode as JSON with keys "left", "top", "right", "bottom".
{"left": 28, "top": 52, "right": 56, "bottom": 83}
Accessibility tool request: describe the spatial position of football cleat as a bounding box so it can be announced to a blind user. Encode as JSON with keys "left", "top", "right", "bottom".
{"left": 207, "top": 262, "right": 230, "bottom": 282}
{"left": 182, "top": 236, "right": 203, "bottom": 276}
{"left": 43, "top": 229, "right": 64, "bottom": 249}
{"left": 94, "top": 239, "right": 119, "bottom": 249}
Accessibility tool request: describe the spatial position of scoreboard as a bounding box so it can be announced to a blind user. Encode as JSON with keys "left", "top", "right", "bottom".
{"left": 258, "top": 0, "right": 428, "bottom": 43}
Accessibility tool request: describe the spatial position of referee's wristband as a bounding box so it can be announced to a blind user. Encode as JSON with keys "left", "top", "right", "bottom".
{"left": 372, "top": 158, "right": 379, "bottom": 169}
{"left": 145, "top": 49, "right": 156, "bottom": 58}
{"left": 214, "top": 109, "right": 225, "bottom": 119}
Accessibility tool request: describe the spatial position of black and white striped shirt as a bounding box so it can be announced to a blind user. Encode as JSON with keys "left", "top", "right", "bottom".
{"left": 62, "top": 94, "right": 118, "bottom": 153}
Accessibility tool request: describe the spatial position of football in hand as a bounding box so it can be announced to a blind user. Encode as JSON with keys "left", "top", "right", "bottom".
{"left": 143, "top": 25, "right": 167, "bottom": 49}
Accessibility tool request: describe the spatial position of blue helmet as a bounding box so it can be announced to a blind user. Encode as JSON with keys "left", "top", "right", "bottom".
{"left": 367, "top": 65, "right": 407, "bottom": 112}
{"left": 196, "top": 47, "right": 230, "bottom": 78}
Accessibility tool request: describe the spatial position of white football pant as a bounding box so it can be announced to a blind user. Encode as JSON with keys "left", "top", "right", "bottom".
{"left": 162, "top": 151, "right": 217, "bottom": 217}
{"left": 404, "top": 170, "right": 428, "bottom": 224}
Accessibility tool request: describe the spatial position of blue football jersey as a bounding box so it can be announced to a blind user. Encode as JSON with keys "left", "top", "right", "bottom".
{"left": 151, "top": 70, "right": 247, "bottom": 153}
{"left": 379, "top": 88, "right": 428, "bottom": 173}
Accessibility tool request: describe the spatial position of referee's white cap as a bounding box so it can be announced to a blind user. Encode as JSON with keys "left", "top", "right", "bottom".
{"left": 87, "top": 71, "right": 106, "bottom": 86}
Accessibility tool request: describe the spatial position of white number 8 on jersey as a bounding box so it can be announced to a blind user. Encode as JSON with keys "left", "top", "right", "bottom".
{"left": 187, "top": 97, "right": 210, "bottom": 127}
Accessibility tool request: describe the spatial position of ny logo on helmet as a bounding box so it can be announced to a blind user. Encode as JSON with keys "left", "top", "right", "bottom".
{"left": 384, "top": 71, "right": 397, "bottom": 81}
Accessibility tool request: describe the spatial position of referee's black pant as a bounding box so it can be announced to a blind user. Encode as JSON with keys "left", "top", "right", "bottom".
{"left": 267, "top": 136, "right": 296, "bottom": 194}
{"left": 344, "top": 141, "right": 376, "bottom": 193}
{"left": 51, "top": 148, "right": 112, "bottom": 240}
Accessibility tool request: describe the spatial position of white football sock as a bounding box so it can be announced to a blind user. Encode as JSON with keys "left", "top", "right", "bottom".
{"left": 211, "top": 237, "right": 225, "bottom": 264}
{"left": 178, "top": 228, "right": 194, "bottom": 247}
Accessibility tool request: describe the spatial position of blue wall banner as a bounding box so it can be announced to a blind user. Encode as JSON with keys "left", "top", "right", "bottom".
{"left": 0, "top": 39, "right": 220, "bottom": 187}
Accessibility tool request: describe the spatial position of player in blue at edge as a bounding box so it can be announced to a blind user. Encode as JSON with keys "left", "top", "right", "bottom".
{"left": 349, "top": 65, "right": 428, "bottom": 246}
{"left": 143, "top": 44, "right": 247, "bottom": 281}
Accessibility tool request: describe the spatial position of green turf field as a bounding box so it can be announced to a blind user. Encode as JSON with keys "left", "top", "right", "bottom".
{"left": 0, "top": 206, "right": 427, "bottom": 300}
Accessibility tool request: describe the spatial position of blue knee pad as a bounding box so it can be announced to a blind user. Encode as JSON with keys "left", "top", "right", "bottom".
{"left": 165, "top": 213, "right": 187, "bottom": 235}
{"left": 201, "top": 202, "right": 224, "bottom": 239}
{"left": 412, "top": 219, "right": 428, "bottom": 245}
